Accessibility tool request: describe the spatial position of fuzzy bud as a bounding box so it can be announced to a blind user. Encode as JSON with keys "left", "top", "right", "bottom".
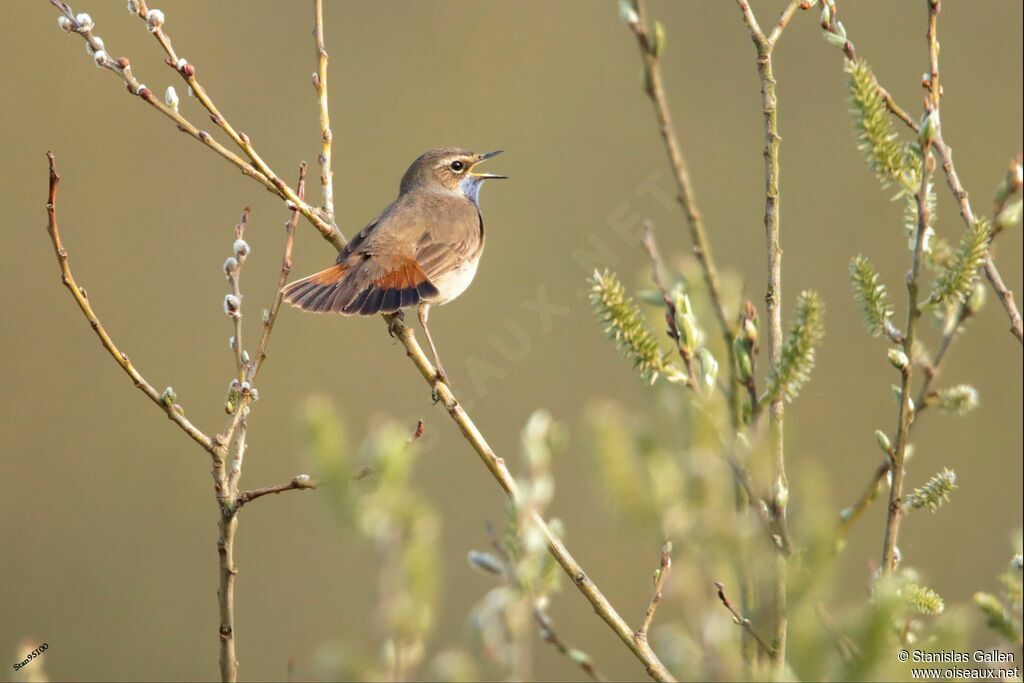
{"left": 997, "top": 200, "right": 1022, "bottom": 229}
{"left": 224, "top": 294, "right": 241, "bottom": 316}
{"left": 293, "top": 474, "right": 312, "bottom": 487}
{"left": 223, "top": 256, "right": 238, "bottom": 276}
{"left": 875, "top": 429, "right": 892, "bottom": 454}
{"left": 160, "top": 386, "right": 176, "bottom": 405}
{"left": 698, "top": 348, "right": 718, "bottom": 395}
{"left": 164, "top": 86, "right": 179, "bottom": 111}
{"left": 918, "top": 111, "right": 939, "bottom": 146}
{"left": 884, "top": 350, "right": 909, "bottom": 370}
{"left": 92, "top": 49, "right": 108, "bottom": 67}
{"left": 75, "top": 13, "right": 94, "bottom": 31}
{"left": 146, "top": 8, "right": 165, "bottom": 32}
{"left": 85, "top": 36, "right": 104, "bottom": 54}
{"left": 127, "top": 0, "right": 139, "bottom": 13}
{"left": 618, "top": 0, "right": 640, "bottom": 26}
{"left": 888, "top": 347, "right": 909, "bottom": 370}
{"left": 824, "top": 31, "right": 847, "bottom": 49}
{"left": 232, "top": 238, "right": 250, "bottom": 259}
{"left": 467, "top": 550, "right": 505, "bottom": 576}
{"left": 57, "top": 16, "right": 73, "bottom": 32}
{"left": 733, "top": 336, "right": 754, "bottom": 383}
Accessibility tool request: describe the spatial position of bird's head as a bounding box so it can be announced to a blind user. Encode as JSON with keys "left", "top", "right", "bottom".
{"left": 400, "top": 148, "right": 507, "bottom": 204}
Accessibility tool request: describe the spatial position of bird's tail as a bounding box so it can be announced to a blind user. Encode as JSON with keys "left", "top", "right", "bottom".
{"left": 282, "top": 264, "right": 354, "bottom": 313}
{"left": 282, "top": 259, "right": 440, "bottom": 315}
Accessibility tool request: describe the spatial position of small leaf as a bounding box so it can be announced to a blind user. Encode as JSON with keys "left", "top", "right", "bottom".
{"left": 903, "top": 468, "right": 957, "bottom": 513}
{"left": 932, "top": 384, "right": 979, "bottom": 415}
{"left": 850, "top": 256, "right": 895, "bottom": 337}
{"left": 926, "top": 218, "right": 990, "bottom": 308}
{"left": 766, "top": 290, "right": 825, "bottom": 403}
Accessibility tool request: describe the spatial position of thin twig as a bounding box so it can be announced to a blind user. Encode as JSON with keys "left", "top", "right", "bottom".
{"left": 837, "top": 457, "right": 891, "bottom": 540}
{"left": 881, "top": 3, "right": 941, "bottom": 575}
{"left": 724, "top": 446, "right": 794, "bottom": 556}
{"left": 641, "top": 223, "right": 698, "bottom": 390}
{"left": 824, "top": 1, "right": 1022, "bottom": 344}
{"left": 734, "top": 0, "right": 802, "bottom": 666}
{"left": 534, "top": 606, "right": 606, "bottom": 682}
{"left": 227, "top": 208, "right": 249, "bottom": 376}
{"left": 49, "top": 0, "right": 343, "bottom": 252}
{"left": 624, "top": 1, "right": 739, "bottom": 423}
{"left": 312, "top": 0, "right": 335, "bottom": 225}
{"left": 255, "top": 164, "right": 307, "bottom": 380}
{"left": 45, "top": 152, "right": 216, "bottom": 456}
{"left": 384, "top": 316, "right": 676, "bottom": 682}
{"left": 636, "top": 543, "right": 673, "bottom": 642}
{"left": 837, "top": 297, "right": 973, "bottom": 540}
{"left": 128, "top": 0, "right": 343, "bottom": 250}
{"left": 235, "top": 476, "right": 318, "bottom": 510}
{"left": 714, "top": 581, "right": 777, "bottom": 657}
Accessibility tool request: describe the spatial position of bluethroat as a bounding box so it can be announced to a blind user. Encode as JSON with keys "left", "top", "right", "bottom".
{"left": 283, "top": 148, "right": 507, "bottom": 383}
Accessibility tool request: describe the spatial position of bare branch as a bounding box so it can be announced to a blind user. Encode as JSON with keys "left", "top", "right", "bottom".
{"left": 384, "top": 315, "right": 676, "bottom": 682}
{"left": 44, "top": 152, "right": 216, "bottom": 456}
{"left": 236, "top": 476, "right": 318, "bottom": 509}
{"left": 636, "top": 543, "right": 673, "bottom": 642}
{"left": 313, "top": 0, "right": 335, "bottom": 224}
{"left": 714, "top": 581, "right": 777, "bottom": 657}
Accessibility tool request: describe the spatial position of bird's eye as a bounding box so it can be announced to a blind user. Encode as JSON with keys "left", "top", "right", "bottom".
{"left": 449, "top": 160, "right": 465, "bottom": 172}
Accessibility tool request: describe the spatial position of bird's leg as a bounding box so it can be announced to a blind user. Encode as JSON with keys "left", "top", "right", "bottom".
{"left": 418, "top": 303, "right": 449, "bottom": 387}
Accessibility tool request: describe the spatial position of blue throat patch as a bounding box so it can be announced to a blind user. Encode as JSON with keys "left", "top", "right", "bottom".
{"left": 459, "top": 176, "right": 485, "bottom": 207}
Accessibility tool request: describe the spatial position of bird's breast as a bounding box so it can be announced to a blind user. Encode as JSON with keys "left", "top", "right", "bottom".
{"left": 431, "top": 253, "right": 481, "bottom": 305}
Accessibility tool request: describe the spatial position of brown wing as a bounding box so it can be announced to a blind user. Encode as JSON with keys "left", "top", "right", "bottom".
{"left": 283, "top": 190, "right": 479, "bottom": 316}
{"left": 282, "top": 257, "right": 439, "bottom": 315}
{"left": 413, "top": 212, "right": 484, "bottom": 282}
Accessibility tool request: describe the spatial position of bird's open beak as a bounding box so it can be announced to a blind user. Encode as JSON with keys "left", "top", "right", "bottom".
{"left": 470, "top": 150, "right": 508, "bottom": 179}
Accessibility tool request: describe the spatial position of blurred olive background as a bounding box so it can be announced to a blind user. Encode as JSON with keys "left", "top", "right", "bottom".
{"left": 2, "top": 1, "right": 1021, "bottom": 681}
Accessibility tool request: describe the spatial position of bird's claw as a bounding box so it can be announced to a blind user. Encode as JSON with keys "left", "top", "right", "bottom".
{"left": 385, "top": 310, "right": 405, "bottom": 339}
{"left": 430, "top": 366, "right": 450, "bottom": 403}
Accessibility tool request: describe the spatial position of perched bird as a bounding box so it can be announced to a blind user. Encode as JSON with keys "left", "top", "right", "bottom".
{"left": 283, "top": 148, "right": 507, "bottom": 383}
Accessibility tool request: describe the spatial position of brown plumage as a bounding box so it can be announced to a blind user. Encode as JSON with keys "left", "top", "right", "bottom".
{"left": 283, "top": 147, "right": 506, "bottom": 382}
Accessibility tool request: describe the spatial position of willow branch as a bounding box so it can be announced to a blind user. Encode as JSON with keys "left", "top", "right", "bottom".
{"left": 534, "top": 606, "right": 605, "bottom": 682}
{"left": 131, "top": 1, "right": 344, "bottom": 251}
{"left": 45, "top": 152, "right": 216, "bottom": 456}
{"left": 48, "top": 0, "right": 343, "bottom": 252}
{"left": 838, "top": 293, "right": 974, "bottom": 540}
{"left": 221, "top": 165, "right": 308, "bottom": 469}
{"left": 714, "top": 581, "right": 776, "bottom": 658}
{"left": 312, "top": 0, "right": 335, "bottom": 225}
{"left": 735, "top": 0, "right": 800, "bottom": 666}
{"left": 624, "top": 0, "right": 738, "bottom": 421}
{"left": 636, "top": 543, "right": 673, "bottom": 642}
{"left": 254, "top": 164, "right": 306, "bottom": 381}
{"left": 384, "top": 316, "right": 676, "bottom": 682}
{"left": 641, "top": 223, "right": 699, "bottom": 391}
{"left": 235, "top": 476, "right": 318, "bottom": 510}
{"left": 932, "top": 133, "right": 1023, "bottom": 343}
{"left": 824, "top": 1, "right": 1022, "bottom": 344}
{"left": 881, "top": 7, "right": 939, "bottom": 573}
{"left": 227, "top": 208, "right": 249, "bottom": 376}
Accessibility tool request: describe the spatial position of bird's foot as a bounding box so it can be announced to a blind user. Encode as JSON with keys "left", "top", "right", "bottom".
{"left": 385, "top": 310, "right": 405, "bottom": 338}
{"left": 430, "top": 366, "right": 450, "bottom": 403}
